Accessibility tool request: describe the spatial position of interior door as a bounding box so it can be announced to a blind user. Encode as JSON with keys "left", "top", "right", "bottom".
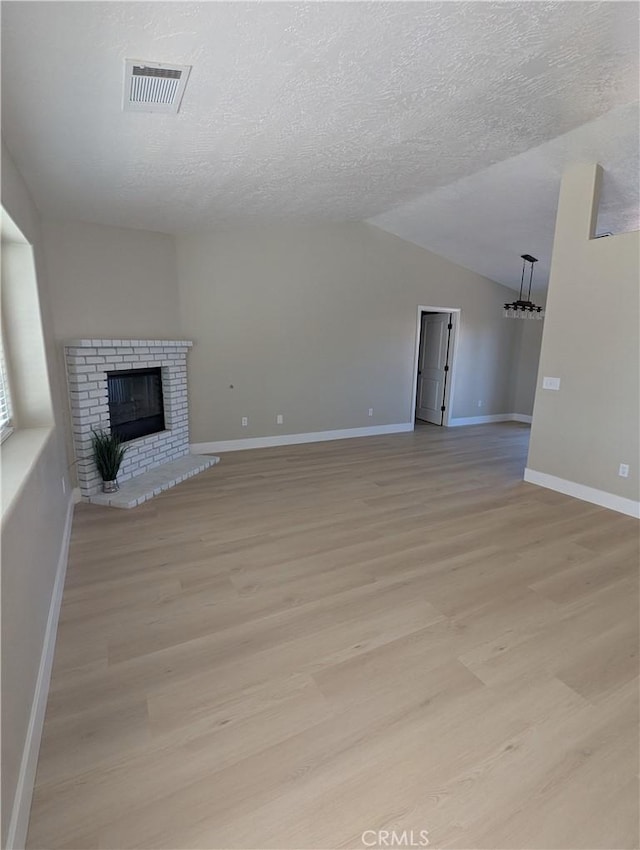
{"left": 416, "top": 313, "right": 451, "bottom": 425}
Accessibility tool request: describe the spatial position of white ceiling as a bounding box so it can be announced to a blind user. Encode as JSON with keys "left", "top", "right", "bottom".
{"left": 370, "top": 102, "right": 640, "bottom": 290}
{"left": 2, "top": 1, "right": 639, "bottom": 289}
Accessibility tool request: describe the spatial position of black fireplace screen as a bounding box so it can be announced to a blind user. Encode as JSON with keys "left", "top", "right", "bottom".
{"left": 107, "top": 368, "right": 165, "bottom": 442}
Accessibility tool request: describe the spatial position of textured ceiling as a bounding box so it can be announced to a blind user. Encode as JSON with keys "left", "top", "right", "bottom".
{"left": 1, "top": 1, "right": 639, "bottom": 286}
{"left": 371, "top": 102, "right": 640, "bottom": 290}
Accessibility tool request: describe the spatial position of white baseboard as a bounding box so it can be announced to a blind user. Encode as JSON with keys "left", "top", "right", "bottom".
{"left": 524, "top": 468, "right": 640, "bottom": 519}
{"left": 191, "top": 422, "right": 414, "bottom": 454}
{"left": 6, "top": 494, "right": 75, "bottom": 850}
{"left": 448, "top": 413, "right": 532, "bottom": 427}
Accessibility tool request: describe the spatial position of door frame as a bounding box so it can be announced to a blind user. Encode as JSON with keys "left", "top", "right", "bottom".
{"left": 410, "top": 305, "right": 461, "bottom": 428}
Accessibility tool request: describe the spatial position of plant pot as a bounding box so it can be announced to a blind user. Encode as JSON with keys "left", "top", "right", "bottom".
{"left": 102, "top": 479, "right": 119, "bottom": 493}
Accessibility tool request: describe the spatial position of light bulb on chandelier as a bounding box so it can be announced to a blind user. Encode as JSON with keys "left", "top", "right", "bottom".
{"left": 503, "top": 254, "right": 545, "bottom": 319}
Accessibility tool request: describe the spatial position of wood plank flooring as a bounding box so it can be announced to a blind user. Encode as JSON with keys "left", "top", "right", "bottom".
{"left": 26, "top": 423, "right": 639, "bottom": 849}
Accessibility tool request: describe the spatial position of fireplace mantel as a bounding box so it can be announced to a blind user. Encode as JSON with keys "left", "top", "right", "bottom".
{"left": 65, "top": 338, "right": 193, "bottom": 349}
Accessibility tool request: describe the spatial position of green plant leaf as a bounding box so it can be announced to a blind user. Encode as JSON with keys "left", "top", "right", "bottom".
{"left": 91, "top": 429, "right": 128, "bottom": 481}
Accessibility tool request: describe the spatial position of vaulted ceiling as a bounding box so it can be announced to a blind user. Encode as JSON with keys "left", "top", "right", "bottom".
{"left": 370, "top": 102, "right": 639, "bottom": 290}
{"left": 2, "top": 1, "right": 638, "bottom": 289}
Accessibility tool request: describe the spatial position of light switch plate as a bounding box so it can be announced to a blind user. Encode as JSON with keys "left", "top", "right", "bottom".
{"left": 542, "top": 376, "right": 561, "bottom": 391}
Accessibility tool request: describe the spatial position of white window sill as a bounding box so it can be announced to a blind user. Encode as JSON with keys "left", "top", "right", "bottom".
{"left": 1, "top": 426, "right": 54, "bottom": 520}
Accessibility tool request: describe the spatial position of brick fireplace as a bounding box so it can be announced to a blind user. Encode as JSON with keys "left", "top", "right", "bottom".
{"left": 64, "top": 339, "right": 216, "bottom": 505}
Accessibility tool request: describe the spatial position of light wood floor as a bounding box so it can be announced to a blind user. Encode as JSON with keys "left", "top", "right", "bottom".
{"left": 27, "top": 423, "right": 639, "bottom": 850}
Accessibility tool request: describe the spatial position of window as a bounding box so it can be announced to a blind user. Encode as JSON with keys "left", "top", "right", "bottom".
{"left": 1, "top": 205, "right": 55, "bottom": 519}
{"left": 1, "top": 206, "right": 54, "bottom": 436}
{"left": 0, "top": 332, "right": 13, "bottom": 442}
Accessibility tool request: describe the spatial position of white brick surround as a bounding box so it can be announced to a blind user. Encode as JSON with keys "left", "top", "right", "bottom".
{"left": 65, "top": 339, "right": 194, "bottom": 499}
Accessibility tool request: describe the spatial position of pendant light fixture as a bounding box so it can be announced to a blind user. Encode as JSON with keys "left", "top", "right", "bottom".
{"left": 503, "top": 254, "right": 544, "bottom": 319}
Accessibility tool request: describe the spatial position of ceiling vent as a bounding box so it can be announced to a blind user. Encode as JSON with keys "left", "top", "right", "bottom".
{"left": 123, "top": 60, "right": 191, "bottom": 114}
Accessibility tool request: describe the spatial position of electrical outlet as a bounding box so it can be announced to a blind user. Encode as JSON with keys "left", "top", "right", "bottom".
{"left": 276, "top": 414, "right": 283, "bottom": 425}
{"left": 619, "top": 463, "right": 630, "bottom": 478}
{"left": 542, "top": 376, "right": 561, "bottom": 391}
{"left": 368, "top": 408, "right": 373, "bottom": 417}
{"left": 477, "top": 400, "right": 483, "bottom": 408}
{"left": 241, "top": 416, "right": 248, "bottom": 427}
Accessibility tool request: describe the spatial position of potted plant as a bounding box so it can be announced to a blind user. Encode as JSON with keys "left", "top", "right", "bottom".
{"left": 91, "top": 429, "right": 127, "bottom": 493}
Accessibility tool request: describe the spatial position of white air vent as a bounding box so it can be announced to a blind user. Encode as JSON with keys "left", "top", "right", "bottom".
{"left": 123, "top": 59, "right": 191, "bottom": 114}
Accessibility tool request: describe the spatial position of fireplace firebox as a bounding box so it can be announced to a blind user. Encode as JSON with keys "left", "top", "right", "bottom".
{"left": 107, "top": 367, "right": 165, "bottom": 442}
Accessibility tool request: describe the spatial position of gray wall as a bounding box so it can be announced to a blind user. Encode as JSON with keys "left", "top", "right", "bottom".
{"left": 509, "top": 319, "right": 544, "bottom": 417}
{"left": 175, "top": 222, "right": 523, "bottom": 443}
{"left": 527, "top": 163, "right": 639, "bottom": 501}
{"left": 41, "top": 217, "right": 180, "bottom": 341}
{"left": 36, "top": 214, "right": 540, "bottom": 454}
{"left": 1, "top": 142, "right": 70, "bottom": 846}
